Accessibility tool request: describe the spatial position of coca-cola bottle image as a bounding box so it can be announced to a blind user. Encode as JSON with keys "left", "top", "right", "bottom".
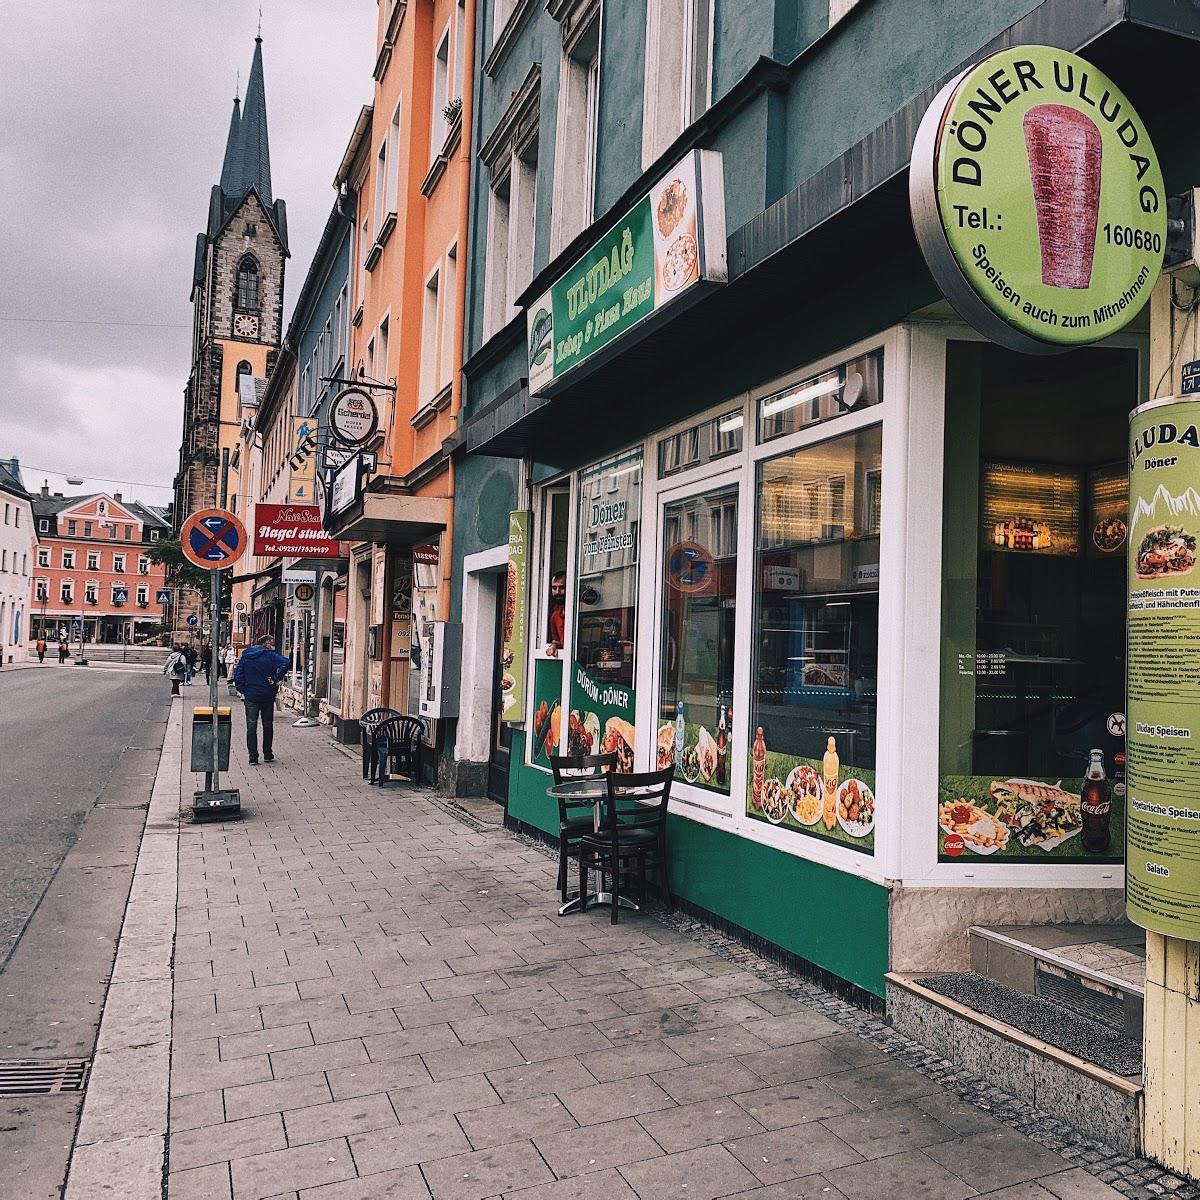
{"left": 1081, "top": 748, "right": 1111, "bottom": 854}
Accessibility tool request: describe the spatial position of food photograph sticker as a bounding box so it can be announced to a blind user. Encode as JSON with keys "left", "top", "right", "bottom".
{"left": 1126, "top": 397, "right": 1200, "bottom": 940}
{"left": 912, "top": 45, "right": 1165, "bottom": 353}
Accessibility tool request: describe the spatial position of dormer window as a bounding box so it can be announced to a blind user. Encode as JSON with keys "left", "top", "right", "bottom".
{"left": 244, "top": 222, "right": 257, "bottom": 238}
{"left": 235, "top": 256, "right": 260, "bottom": 312}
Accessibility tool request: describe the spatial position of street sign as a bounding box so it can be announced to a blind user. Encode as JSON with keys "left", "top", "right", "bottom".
{"left": 180, "top": 508, "right": 248, "bottom": 569}
{"left": 1183, "top": 361, "right": 1200, "bottom": 396}
{"left": 293, "top": 583, "right": 315, "bottom": 605}
{"left": 283, "top": 568, "right": 316, "bottom": 584}
{"left": 329, "top": 388, "right": 379, "bottom": 447}
{"left": 156, "top": 589, "right": 171, "bottom": 605}
{"left": 234, "top": 601, "right": 246, "bottom": 612}
{"left": 187, "top": 614, "right": 199, "bottom": 627}
{"left": 113, "top": 587, "right": 129, "bottom": 604}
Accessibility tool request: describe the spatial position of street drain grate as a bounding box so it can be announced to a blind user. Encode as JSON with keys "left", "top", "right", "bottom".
{"left": 0, "top": 1059, "right": 89, "bottom": 1096}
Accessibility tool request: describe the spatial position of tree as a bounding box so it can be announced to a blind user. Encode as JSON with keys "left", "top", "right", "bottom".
{"left": 146, "top": 540, "right": 233, "bottom": 618}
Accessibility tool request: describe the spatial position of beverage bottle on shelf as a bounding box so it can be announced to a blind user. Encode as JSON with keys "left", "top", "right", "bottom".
{"left": 716, "top": 705, "right": 728, "bottom": 785}
{"left": 1081, "top": 748, "right": 1111, "bottom": 854}
{"left": 675, "top": 701, "right": 685, "bottom": 772}
{"left": 752, "top": 726, "right": 766, "bottom": 807}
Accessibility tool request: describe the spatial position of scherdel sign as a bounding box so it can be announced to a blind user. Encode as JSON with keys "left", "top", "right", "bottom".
{"left": 911, "top": 46, "right": 1165, "bottom": 354}
{"left": 254, "top": 503, "right": 341, "bottom": 558}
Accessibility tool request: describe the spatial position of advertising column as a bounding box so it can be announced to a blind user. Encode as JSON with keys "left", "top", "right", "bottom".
{"left": 1127, "top": 398, "right": 1200, "bottom": 940}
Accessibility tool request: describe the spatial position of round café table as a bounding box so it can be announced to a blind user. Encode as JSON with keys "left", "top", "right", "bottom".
{"left": 547, "top": 779, "right": 640, "bottom": 916}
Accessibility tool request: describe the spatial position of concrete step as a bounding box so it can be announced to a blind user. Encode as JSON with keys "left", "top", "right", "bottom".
{"left": 886, "top": 971, "right": 1142, "bottom": 1154}
{"left": 58, "top": 645, "right": 170, "bottom": 665}
{"left": 969, "top": 923, "right": 1144, "bottom": 1043}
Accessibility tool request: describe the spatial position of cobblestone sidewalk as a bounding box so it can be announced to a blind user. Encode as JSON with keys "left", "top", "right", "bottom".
{"left": 166, "top": 717, "right": 1168, "bottom": 1200}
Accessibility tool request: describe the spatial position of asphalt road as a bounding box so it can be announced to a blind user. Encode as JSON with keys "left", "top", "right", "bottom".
{"left": 0, "top": 664, "right": 168, "bottom": 959}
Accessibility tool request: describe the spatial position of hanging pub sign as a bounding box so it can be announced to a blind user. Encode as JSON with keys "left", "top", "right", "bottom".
{"left": 911, "top": 46, "right": 1165, "bottom": 354}
{"left": 500, "top": 511, "right": 529, "bottom": 723}
{"left": 1126, "top": 396, "right": 1200, "bottom": 940}
{"left": 329, "top": 387, "right": 379, "bottom": 447}
{"left": 526, "top": 149, "right": 727, "bottom": 395}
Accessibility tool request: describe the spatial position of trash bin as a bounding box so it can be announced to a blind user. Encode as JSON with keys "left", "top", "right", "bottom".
{"left": 190, "top": 707, "right": 232, "bottom": 772}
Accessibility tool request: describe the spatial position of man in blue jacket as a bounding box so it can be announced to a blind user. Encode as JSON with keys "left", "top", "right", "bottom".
{"left": 232, "top": 634, "right": 290, "bottom": 765}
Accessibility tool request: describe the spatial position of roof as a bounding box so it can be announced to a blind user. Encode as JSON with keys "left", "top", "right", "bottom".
{"left": 31, "top": 492, "right": 99, "bottom": 517}
{"left": 238, "top": 38, "right": 273, "bottom": 205}
{"left": 0, "top": 457, "right": 28, "bottom": 497}
{"left": 30, "top": 492, "right": 170, "bottom": 529}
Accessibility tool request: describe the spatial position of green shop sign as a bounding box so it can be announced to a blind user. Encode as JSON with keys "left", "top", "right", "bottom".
{"left": 911, "top": 45, "right": 1164, "bottom": 354}
{"left": 527, "top": 150, "right": 726, "bottom": 394}
{"left": 1126, "top": 397, "right": 1200, "bottom": 940}
{"left": 500, "top": 511, "right": 529, "bottom": 723}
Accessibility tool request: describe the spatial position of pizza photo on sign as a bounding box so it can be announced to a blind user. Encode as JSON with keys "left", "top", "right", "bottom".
{"left": 650, "top": 163, "right": 701, "bottom": 300}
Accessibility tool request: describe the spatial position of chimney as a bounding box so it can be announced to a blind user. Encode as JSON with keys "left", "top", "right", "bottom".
{"left": 40, "top": 481, "right": 49, "bottom": 498}
{"left": 113, "top": 491, "right": 122, "bottom": 502}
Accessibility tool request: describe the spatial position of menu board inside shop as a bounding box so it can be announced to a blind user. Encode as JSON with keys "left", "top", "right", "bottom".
{"left": 1126, "top": 398, "right": 1200, "bottom": 939}
{"left": 980, "top": 460, "right": 1081, "bottom": 554}
{"left": 1088, "top": 463, "right": 1129, "bottom": 556}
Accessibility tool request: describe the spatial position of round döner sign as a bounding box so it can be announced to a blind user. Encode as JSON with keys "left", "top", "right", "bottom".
{"left": 911, "top": 46, "right": 1165, "bottom": 354}
{"left": 329, "top": 388, "right": 379, "bottom": 447}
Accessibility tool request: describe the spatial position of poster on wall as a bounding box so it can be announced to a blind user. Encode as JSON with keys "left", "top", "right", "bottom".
{"left": 1126, "top": 397, "right": 1200, "bottom": 939}
{"left": 568, "top": 663, "right": 636, "bottom": 772}
{"left": 500, "top": 512, "right": 529, "bottom": 723}
{"left": 529, "top": 658, "right": 564, "bottom": 768}
{"left": 745, "top": 732, "right": 876, "bottom": 855}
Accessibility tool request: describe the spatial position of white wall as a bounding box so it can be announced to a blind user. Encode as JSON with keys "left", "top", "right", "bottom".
{"left": 0, "top": 491, "right": 36, "bottom": 663}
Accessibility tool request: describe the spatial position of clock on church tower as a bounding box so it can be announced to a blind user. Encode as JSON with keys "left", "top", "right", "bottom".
{"left": 233, "top": 313, "right": 260, "bottom": 339}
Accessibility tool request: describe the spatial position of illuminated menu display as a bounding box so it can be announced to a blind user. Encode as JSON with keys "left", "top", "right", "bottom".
{"left": 980, "top": 460, "right": 1081, "bottom": 555}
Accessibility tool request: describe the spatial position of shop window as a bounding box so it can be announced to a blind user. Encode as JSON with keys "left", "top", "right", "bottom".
{"left": 658, "top": 407, "right": 743, "bottom": 478}
{"left": 528, "top": 484, "right": 571, "bottom": 771}
{"left": 566, "top": 449, "right": 643, "bottom": 768}
{"left": 748, "top": 423, "right": 882, "bottom": 854}
{"left": 938, "top": 343, "right": 1135, "bottom": 865}
{"left": 659, "top": 484, "right": 738, "bottom": 796}
{"left": 758, "top": 350, "right": 883, "bottom": 445}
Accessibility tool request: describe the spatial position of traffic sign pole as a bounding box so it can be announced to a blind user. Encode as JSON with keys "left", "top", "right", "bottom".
{"left": 210, "top": 567, "right": 221, "bottom": 784}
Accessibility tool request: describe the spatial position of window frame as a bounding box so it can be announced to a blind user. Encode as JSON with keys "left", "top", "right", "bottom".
{"left": 87, "top": 551, "right": 100, "bottom": 571}
{"left": 61, "top": 579, "right": 75, "bottom": 604}
{"left": 235, "top": 255, "right": 261, "bottom": 313}
{"left": 550, "top": 10, "right": 602, "bottom": 255}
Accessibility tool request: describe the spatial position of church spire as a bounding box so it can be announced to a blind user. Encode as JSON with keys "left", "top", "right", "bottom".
{"left": 218, "top": 95, "right": 242, "bottom": 193}
{"left": 238, "top": 35, "right": 273, "bottom": 204}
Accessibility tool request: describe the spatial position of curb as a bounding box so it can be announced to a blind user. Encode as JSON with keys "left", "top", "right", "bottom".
{"left": 63, "top": 702, "right": 183, "bottom": 1199}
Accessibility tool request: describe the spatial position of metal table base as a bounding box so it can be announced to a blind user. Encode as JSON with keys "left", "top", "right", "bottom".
{"left": 558, "top": 891, "right": 640, "bottom": 916}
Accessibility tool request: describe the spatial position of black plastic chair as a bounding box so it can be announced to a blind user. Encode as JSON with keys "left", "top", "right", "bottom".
{"left": 373, "top": 715, "right": 425, "bottom": 785}
{"left": 578, "top": 766, "right": 674, "bottom": 924}
{"left": 359, "top": 707, "right": 400, "bottom": 780}
{"left": 549, "top": 753, "right": 617, "bottom": 907}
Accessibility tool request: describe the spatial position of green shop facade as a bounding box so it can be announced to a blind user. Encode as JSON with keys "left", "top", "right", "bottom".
{"left": 448, "top": 0, "right": 1200, "bottom": 1004}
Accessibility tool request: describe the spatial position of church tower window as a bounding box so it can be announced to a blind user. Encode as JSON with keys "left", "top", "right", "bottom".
{"left": 235, "top": 256, "right": 260, "bottom": 312}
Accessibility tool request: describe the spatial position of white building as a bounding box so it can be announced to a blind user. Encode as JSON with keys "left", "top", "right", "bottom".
{"left": 0, "top": 459, "right": 37, "bottom": 664}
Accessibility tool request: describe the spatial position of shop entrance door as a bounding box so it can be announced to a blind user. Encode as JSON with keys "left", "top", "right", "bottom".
{"left": 487, "top": 578, "right": 512, "bottom": 804}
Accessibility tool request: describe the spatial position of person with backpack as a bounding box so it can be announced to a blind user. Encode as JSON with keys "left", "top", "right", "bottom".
{"left": 232, "top": 635, "right": 290, "bottom": 765}
{"left": 57, "top": 639, "right": 69, "bottom": 664}
{"left": 163, "top": 645, "right": 187, "bottom": 697}
{"left": 35, "top": 637, "right": 47, "bottom": 664}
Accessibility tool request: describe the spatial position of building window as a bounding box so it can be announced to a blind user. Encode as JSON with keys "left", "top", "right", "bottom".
{"left": 139, "top": 555, "right": 149, "bottom": 574}
{"left": 61, "top": 580, "right": 74, "bottom": 604}
{"left": 551, "top": 11, "right": 601, "bottom": 254}
{"left": 1, "top": 549, "right": 6, "bottom": 571}
{"left": 84, "top": 521, "right": 93, "bottom": 537}
{"left": 358, "top": 217, "right": 369, "bottom": 301}
{"left": 137, "top": 585, "right": 149, "bottom": 605}
{"left": 420, "top": 267, "right": 441, "bottom": 401}
{"left": 35, "top": 578, "right": 48, "bottom": 602}
{"left": 87, "top": 551, "right": 100, "bottom": 570}
{"left": 378, "top": 316, "right": 390, "bottom": 384}
{"left": 440, "top": 245, "right": 458, "bottom": 390}
{"left": 38, "top": 518, "right": 48, "bottom": 533}
{"left": 114, "top": 554, "right": 125, "bottom": 573}
{"left": 37, "top": 548, "right": 50, "bottom": 568}
{"left": 483, "top": 136, "right": 538, "bottom": 337}
{"left": 235, "top": 256, "right": 260, "bottom": 312}
{"left": 2, "top": 503, "right": 8, "bottom": 524}
{"left": 757, "top": 351, "right": 883, "bottom": 445}
{"left": 388, "top": 100, "right": 402, "bottom": 211}
{"left": 493, "top": 0, "right": 517, "bottom": 44}
{"left": 431, "top": 23, "right": 452, "bottom": 155}
{"left": 150, "top": 530, "right": 159, "bottom": 541}
{"left": 86, "top": 581, "right": 99, "bottom": 604}
{"left": 62, "top": 550, "right": 75, "bottom": 569}
{"left": 373, "top": 138, "right": 389, "bottom": 234}
{"left": 13, "top": 508, "right": 18, "bottom": 527}
{"left": 748, "top": 423, "right": 883, "bottom": 854}
{"left": 642, "top": 0, "right": 713, "bottom": 167}
{"left": 67, "top": 520, "right": 77, "bottom": 535}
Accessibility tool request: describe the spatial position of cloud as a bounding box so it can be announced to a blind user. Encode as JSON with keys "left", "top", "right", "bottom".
{"left": 0, "top": 1, "right": 375, "bottom": 503}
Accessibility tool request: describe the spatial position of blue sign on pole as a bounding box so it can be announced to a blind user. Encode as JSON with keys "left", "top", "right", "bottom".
{"left": 156, "top": 589, "right": 171, "bottom": 605}
{"left": 113, "top": 587, "right": 129, "bottom": 604}
{"left": 187, "top": 614, "right": 199, "bottom": 627}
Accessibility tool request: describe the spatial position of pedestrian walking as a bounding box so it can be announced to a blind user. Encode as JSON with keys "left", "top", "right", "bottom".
{"left": 35, "top": 637, "right": 47, "bottom": 664}
{"left": 163, "top": 645, "right": 187, "bottom": 697}
{"left": 220, "top": 643, "right": 236, "bottom": 679}
{"left": 57, "top": 639, "right": 69, "bottom": 664}
{"left": 183, "top": 644, "right": 197, "bottom": 684}
{"left": 232, "top": 635, "right": 290, "bottom": 765}
{"left": 200, "top": 642, "right": 213, "bottom": 684}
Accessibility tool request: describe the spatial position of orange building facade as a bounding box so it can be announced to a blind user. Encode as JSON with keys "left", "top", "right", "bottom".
{"left": 325, "top": 0, "right": 475, "bottom": 741}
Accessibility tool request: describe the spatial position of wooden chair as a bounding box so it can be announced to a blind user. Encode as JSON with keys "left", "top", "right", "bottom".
{"left": 578, "top": 767, "right": 674, "bottom": 924}
{"left": 549, "top": 753, "right": 617, "bottom": 907}
{"left": 359, "top": 708, "right": 400, "bottom": 781}
{"left": 373, "top": 715, "right": 425, "bottom": 785}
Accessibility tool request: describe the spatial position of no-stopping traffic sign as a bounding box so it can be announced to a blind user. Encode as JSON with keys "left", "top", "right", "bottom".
{"left": 180, "top": 508, "right": 248, "bottom": 569}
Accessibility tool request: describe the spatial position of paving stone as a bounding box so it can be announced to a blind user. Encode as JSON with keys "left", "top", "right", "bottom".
{"left": 742, "top": 1177, "right": 851, "bottom": 1199}
{"left": 1039, "top": 1167, "right": 1128, "bottom": 1198}
{"left": 171, "top": 1051, "right": 273, "bottom": 1097}
{"left": 220, "top": 1022, "right": 314, "bottom": 1061}
{"left": 510, "top": 1024, "right": 614, "bottom": 1063}
{"left": 913, "top": 1093, "right": 1004, "bottom": 1136}
{"left": 636, "top": 1096, "right": 766, "bottom": 1153}
{"left": 297, "top": 1165, "right": 431, "bottom": 1198}
{"left": 229, "top": 1137, "right": 356, "bottom": 1200}
{"left": 817, "top": 1103, "right": 959, "bottom": 1161}
{"left": 327, "top": 1056, "right": 432, "bottom": 1100}
{"left": 533, "top": 1115, "right": 665, "bottom": 1178}
{"left": 171, "top": 1088, "right": 227, "bottom": 1133}
{"left": 169, "top": 1162, "right": 233, "bottom": 1200}
{"left": 595, "top": 1007, "right": 696, "bottom": 1045}
{"left": 224, "top": 1072, "right": 333, "bottom": 1122}
{"left": 577, "top": 1037, "right": 688, "bottom": 1083}
{"left": 609, "top": 984, "right": 704, "bottom": 1014}
{"left": 670, "top": 996, "right": 775, "bottom": 1029}
{"left": 825, "top": 1148, "right": 979, "bottom": 1200}
{"left": 725, "top": 1079, "right": 858, "bottom": 1130}
{"left": 739, "top": 1009, "right": 844, "bottom": 1048}
{"left": 386, "top": 1074, "right": 503, "bottom": 1123}
{"left": 503, "top": 1167, "right": 640, "bottom": 1200}
{"left": 925, "top": 1129, "right": 1074, "bottom": 1192}
{"left": 533, "top": 995, "right": 627, "bottom": 1029}
{"left": 662, "top": 1023, "right": 771, "bottom": 1065}
{"left": 170, "top": 1112, "right": 286, "bottom": 1171}
{"left": 421, "top": 1037, "right": 524, "bottom": 1081}
{"left": 735, "top": 1039, "right": 849, "bottom": 1086}
{"left": 485, "top": 1055, "right": 598, "bottom": 1102}
{"left": 308, "top": 1008, "right": 404, "bottom": 1044}
{"left": 364, "top": 1022, "right": 463, "bottom": 1063}
{"left": 724, "top": 1118, "right": 864, "bottom": 1183}
{"left": 420, "top": 1141, "right": 555, "bottom": 1200}
{"left": 818, "top": 1033, "right": 895, "bottom": 1067}
{"left": 283, "top": 1092, "right": 399, "bottom": 1145}
{"left": 270, "top": 1037, "right": 369, "bottom": 1079}
{"left": 348, "top": 1115, "right": 472, "bottom": 1174}
{"left": 617, "top": 1142, "right": 761, "bottom": 1199}
{"left": 650, "top": 1058, "right": 765, "bottom": 1104}
{"left": 450, "top": 1008, "right": 547, "bottom": 1045}
{"left": 458, "top": 1093, "right": 578, "bottom": 1150}
{"left": 822, "top": 1061, "right": 946, "bottom": 1110}
{"left": 558, "top": 1075, "right": 677, "bottom": 1126}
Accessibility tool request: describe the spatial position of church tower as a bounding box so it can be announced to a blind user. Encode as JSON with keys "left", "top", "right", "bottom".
{"left": 175, "top": 35, "right": 288, "bottom": 527}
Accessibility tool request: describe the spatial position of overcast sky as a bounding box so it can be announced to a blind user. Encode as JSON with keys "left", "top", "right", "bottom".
{"left": 0, "top": 2, "right": 375, "bottom": 507}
